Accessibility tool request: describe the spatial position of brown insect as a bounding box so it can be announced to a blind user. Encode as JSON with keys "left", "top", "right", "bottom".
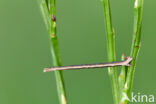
{"left": 44, "top": 57, "right": 132, "bottom": 72}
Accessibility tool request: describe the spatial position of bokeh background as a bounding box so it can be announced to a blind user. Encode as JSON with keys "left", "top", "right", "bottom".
{"left": 0, "top": 0, "right": 155, "bottom": 104}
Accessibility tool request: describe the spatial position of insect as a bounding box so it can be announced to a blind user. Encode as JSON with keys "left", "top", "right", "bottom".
{"left": 44, "top": 57, "right": 132, "bottom": 72}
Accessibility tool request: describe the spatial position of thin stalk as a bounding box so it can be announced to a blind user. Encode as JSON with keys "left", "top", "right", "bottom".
{"left": 41, "top": 0, "right": 67, "bottom": 104}
{"left": 40, "top": 0, "right": 51, "bottom": 32}
{"left": 120, "top": 0, "right": 144, "bottom": 103}
{"left": 101, "top": 0, "right": 119, "bottom": 104}
{"left": 49, "top": 0, "right": 67, "bottom": 104}
{"left": 118, "top": 54, "right": 128, "bottom": 102}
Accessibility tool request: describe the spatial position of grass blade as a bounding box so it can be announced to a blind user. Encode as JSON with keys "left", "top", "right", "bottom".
{"left": 101, "top": 0, "right": 119, "bottom": 104}
{"left": 41, "top": 0, "right": 67, "bottom": 104}
{"left": 120, "top": 0, "right": 144, "bottom": 103}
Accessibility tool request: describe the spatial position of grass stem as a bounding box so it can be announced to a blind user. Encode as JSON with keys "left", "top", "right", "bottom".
{"left": 120, "top": 0, "right": 144, "bottom": 103}
{"left": 41, "top": 0, "right": 67, "bottom": 104}
{"left": 101, "top": 0, "right": 119, "bottom": 104}
{"left": 118, "top": 54, "right": 128, "bottom": 102}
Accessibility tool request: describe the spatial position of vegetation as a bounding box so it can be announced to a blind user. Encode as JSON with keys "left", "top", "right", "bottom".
{"left": 40, "top": 0, "right": 144, "bottom": 104}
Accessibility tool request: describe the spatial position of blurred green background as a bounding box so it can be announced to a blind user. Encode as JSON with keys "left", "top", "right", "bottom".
{"left": 0, "top": 0, "right": 155, "bottom": 104}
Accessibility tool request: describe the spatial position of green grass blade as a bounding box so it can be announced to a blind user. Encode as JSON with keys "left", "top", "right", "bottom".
{"left": 40, "top": 0, "right": 67, "bottom": 104}
{"left": 120, "top": 0, "right": 144, "bottom": 103}
{"left": 119, "top": 54, "right": 128, "bottom": 102}
{"left": 40, "top": 0, "right": 51, "bottom": 33}
{"left": 101, "top": 0, "right": 119, "bottom": 104}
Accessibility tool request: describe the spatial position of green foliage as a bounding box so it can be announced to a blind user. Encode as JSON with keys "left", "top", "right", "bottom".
{"left": 41, "top": 0, "right": 67, "bottom": 104}
{"left": 41, "top": 0, "right": 144, "bottom": 104}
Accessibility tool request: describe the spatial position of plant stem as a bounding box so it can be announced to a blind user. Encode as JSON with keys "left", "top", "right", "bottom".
{"left": 101, "top": 0, "right": 119, "bottom": 104}
{"left": 41, "top": 0, "right": 67, "bottom": 104}
{"left": 118, "top": 54, "right": 128, "bottom": 102}
{"left": 120, "top": 0, "right": 144, "bottom": 103}
{"left": 49, "top": 0, "right": 67, "bottom": 104}
{"left": 40, "top": 0, "right": 51, "bottom": 32}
